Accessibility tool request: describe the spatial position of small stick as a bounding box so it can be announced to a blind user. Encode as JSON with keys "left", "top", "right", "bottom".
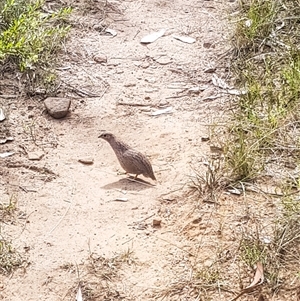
{"left": 117, "top": 101, "right": 150, "bottom": 107}
{"left": 155, "top": 236, "right": 196, "bottom": 257}
{"left": 137, "top": 213, "right": 155, "bottom": 224}
{"left": 44, "top": 203, "right": 71, "bottom": 240}
{"left": 122, "top": 237, "right": 134, "bottom": 245}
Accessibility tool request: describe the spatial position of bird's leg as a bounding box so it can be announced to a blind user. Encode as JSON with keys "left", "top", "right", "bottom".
{"left": 134, "top": 174, "right": 138, "bottom": 179}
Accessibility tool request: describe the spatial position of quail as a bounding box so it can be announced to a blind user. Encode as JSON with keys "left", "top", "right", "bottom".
{"left": 99, "top": 133, "right": 156, "bottom": 181}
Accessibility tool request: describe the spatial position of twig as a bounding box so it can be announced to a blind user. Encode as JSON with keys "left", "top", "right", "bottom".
{"left": 44, "top": 203, "right": 71, "bottom": 240}
{"left": 122, "top": 237, "right": 134, "bottom": 245}
{"left": 117, "top": 101, "right": 150, "bottom": 107}
{"left": 155, "top": 236, "right": 196, "bottom": 257}
{"left": 165, "top": 94, "right": 189, "bottom": 99}
{"left": 137, "top": 213, "right": 155, "bottom": 224}
{"left": 228, "top": 284, "right": 261, "bottom": 301}
{"left": 61, "top": 80, "right": 103, "bottom": 97}
{"left": 17, "top": 210, "right": 36, "bottom": 238}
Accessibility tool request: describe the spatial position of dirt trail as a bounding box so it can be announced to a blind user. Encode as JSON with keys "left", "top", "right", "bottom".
{"left": 1, "top": 0, "right": 234, "bottom": 300}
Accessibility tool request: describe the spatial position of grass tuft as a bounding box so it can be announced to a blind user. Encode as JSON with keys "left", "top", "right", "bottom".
{"left": 0, "top": 0, "right": 72, "bottom": 92}
{"left": 0, "top": 236, "right": 27, "bottom": 275}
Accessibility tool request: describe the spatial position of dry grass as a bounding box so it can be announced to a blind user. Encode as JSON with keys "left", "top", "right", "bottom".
{"left": 0, "top": 238, "right": 27, "bottom": 275}
{"left": 0, "top": 195, "right": 28, "bottom": 275}
{"left": 63, "top": 249, "right": 136, "bottom": 301}
{"left": 158, "top": 1, "right": 300, "bottom": 299}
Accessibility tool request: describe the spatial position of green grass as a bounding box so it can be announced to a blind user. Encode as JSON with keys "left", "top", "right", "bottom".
{"left": 0, "top": 195, "right": 27, "bottom": 275}
{"left": 222, "top": 0, "right": 300, "bottom": 297}
{"left": 0, "top": 237, "right": 26, "bottom": 275}
{"left": 0, "top": 0, "right": 71, "bottom": 91}
{"left": 187, "top": 0, "right": 300, "bottom": 299}
{"left": 226, "top": 0, "right": 300, "bottom": 182}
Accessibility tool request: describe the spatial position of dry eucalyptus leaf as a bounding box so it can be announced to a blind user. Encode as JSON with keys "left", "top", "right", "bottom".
{"left": 173, "top": 35, "right": 196, "bottom": 44}
{"left": 247, "top": 262, "right": 264, "bottom": 288}
{"left": 0, "top": 108, "right": 5, "bottom": 121}
{"left": 76, "top": 286, "right": 83, "bottom": 301}
{"left": 0, "top": 152, "right": 14, "bottom": 158}
{"left": 150, "top": 106, "right": 173, "bottom": 116}
{"left": 105, "top": 28, "right": 117, "bottom": 37}
{"left": 212, "top": 74, "right": 232, "bottom": 90}
{"left": 140, "top": 29, "right": 166, "bottom": 44}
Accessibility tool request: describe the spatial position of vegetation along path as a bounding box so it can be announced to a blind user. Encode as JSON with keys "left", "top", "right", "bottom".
{"left": 1, "top": 0, "right": 300, "bottom": 300}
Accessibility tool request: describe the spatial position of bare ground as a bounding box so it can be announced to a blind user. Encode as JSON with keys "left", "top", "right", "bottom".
{"left": 0, "top": 0, "right": 251, "bottom": 300}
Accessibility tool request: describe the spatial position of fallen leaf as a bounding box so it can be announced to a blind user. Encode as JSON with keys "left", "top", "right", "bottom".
{"left": 247, "top": 262, "right": 264, "bottom": 288}
{"left": 173, "top": 35, "right": 196, "bottom": 44}
{"left": 150, "top": 106, "right": 173, "bottom": 116}
{"left": 0, "top": 151, "right": 14, "bottom": 158}
{"left": 212, "top": 74, "right": 232, "bottom": 90}
{"left": 0, "top": 108, "right": 5, "bottom": 121}
{"left": 114, "top": 198, "right": 128, "bottom": 202}
{"left": 228, "top": 262, "right": 264, "bottom": 301}
{"left": 226, "top": 89, "right": 248, "bottom": 96}
{"left": 140, "top": 29, "right": 166, "bottom": 44}
{"left": 227, "top": 188, "right": 242, "bottom": 195}
{"left": 105, "top": 28, "right": 117, "bottom": 37}
{"left": 0, "top": 137, "right": 14, "bottom": 144}
{"left": 76, "top": 286, "right": 83, "bottom": 301}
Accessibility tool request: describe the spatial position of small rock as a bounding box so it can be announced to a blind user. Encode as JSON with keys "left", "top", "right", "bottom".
{"left": 44, "top": 97, "right": 71, "bottom": 119}
{"left": 78, "top": 158, "right": 94, "bottom": 165}
{"left": 203, "top": 42, "right": 214, "bottom": 48}
{"left": 124, "top": 82, "right": 136, "bottom": 87}
{"left": 201, "top": 136, "right": 210, "bottom": 142}
{"left": 141, "top": 62, "right": 150, "bottom": 69}
{"left": 192, "top": 217, "right": 202, "bottom": 224}
{"left": 204, "top": 67, "right": 216, "bottom": 73}
{"left": 28, "top": 151, "right": 44, "bottom": 161}
{"left": 93, "top": 54, "right": 107, "bottom": 64}
{"left": 153, "top": 218, "right": 162, "bottom": 227}
{"left": 154, "top": 56, "right": 172, "bottom": 65}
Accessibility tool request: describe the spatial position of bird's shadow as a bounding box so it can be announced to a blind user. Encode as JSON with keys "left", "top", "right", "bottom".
{"left": 101, "top": 176, "right": 155, "bottom": 191}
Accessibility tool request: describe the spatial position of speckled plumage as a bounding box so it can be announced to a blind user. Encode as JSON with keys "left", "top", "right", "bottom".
{"left": 99, "top": 133, "right": 156, "bottom": 181}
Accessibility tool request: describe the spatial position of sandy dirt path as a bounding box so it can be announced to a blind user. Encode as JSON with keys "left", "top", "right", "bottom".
{"left": 0, "top": 0, "right": 234, "bottom": 300}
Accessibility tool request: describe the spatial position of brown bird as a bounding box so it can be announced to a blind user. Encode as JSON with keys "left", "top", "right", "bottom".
{"left": 99, "top": 133, "right": 156, "bottom": 181}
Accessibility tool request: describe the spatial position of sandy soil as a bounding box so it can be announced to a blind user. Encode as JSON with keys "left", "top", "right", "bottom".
{"left": 0, "top": 0, "right": 240, "bottom": 300}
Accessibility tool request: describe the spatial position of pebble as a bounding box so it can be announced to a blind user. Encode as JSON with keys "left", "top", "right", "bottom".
{"left": 203, "top": 42, "right": 214, "bottom": 48}
{"left": 78, "top": 158, "right": 94, "bottom": 165}
{"left": 155, "top": 56, "right": 172, "bottom": 65}
{"left": 28, "top": 151, "right": 44, "bottom": 161}
{"left": 93, "top": 54, "right": 107, "bottom": 64}
{"left": 201, "top": 136, "right": 210, "bottom": 142}
{"left": 44, "top": 97, "right": 71, "bottom": 119}
{"left": 153, "top": 218, "right": 162, "bottom": 227}
{"left": 124, "top": 82, "right": 136, "bottom": 87}
{"left": 145, "top": 88, "right": 158, "bottom": 93}
{"left": 141, "top": 62, "right": 150, "bottom": 69}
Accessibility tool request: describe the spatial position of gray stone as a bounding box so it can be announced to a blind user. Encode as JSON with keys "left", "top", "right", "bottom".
{"left": 44, "top": 97, "right": 71, "bottom": 119}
